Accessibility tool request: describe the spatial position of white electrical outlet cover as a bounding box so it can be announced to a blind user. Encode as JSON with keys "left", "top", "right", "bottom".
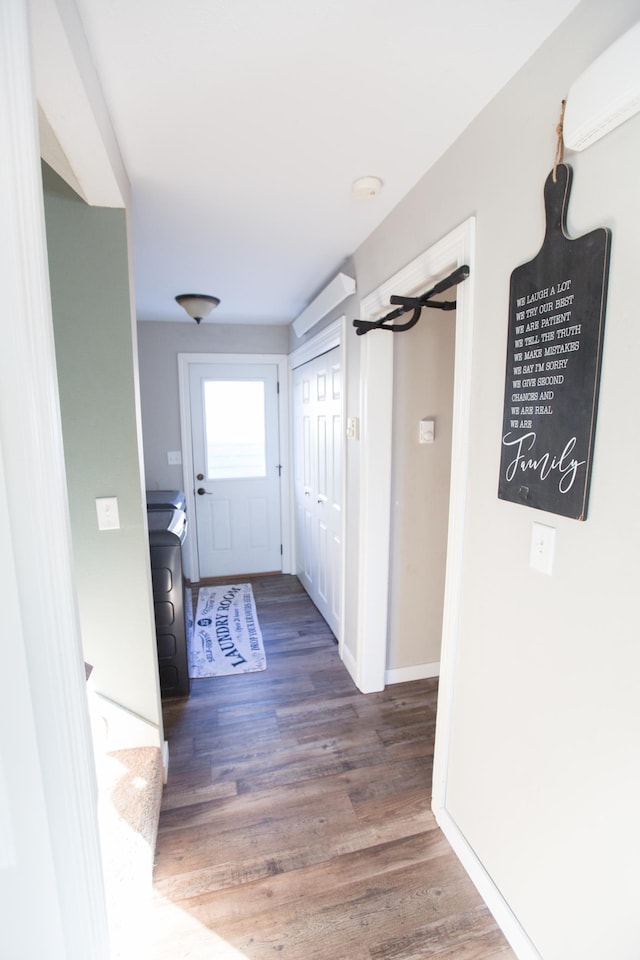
{"left": 419, "top": 419, "right": 435, "bottom": 444}
{"left": 96, "top": 496, "right": 120, "bottom": 531}
{"left": 530, "top": 521, "right": 555, "bottom": 575}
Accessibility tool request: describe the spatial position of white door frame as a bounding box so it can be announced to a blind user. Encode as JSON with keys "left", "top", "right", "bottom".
{"left": 289, "top": 317, "right": 346, "bottom": 652}
{"left": 0, "top": 1, "right": 108, "bottom": 955}
{"left": 178, "top": 352, "right": 291, "bottom": 582}
{"left": 353, "top": 220, "right": 534, "bottom": 959}
{"left": 354, "top": 219, "right": 476, "bottom": 699}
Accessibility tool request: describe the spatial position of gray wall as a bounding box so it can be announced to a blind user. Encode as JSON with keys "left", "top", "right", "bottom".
{"left": 344, "top": 1, "right": 640, "bottom": 956}
{"left": 137, "top": 320, "right": 289, "bottom": 490}
{"left": 43, "top": 164, "right": 162, "bottom": 729}
{"left": 388, "top": 303, "right": 455, "bottom": 671}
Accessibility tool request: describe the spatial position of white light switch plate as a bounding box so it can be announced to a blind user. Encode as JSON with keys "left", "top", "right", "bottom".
{"left": 346, "top": 417, "right": 359, "bottom": 440}
{"left": 96, "top": 496, "right": 120, "bottom": 531}
{"left": 530, "top": 521, "right": 555, "bottom": 575}
{"left": 167, "top": 450, "right": 182, "bottom": 465}
{"left": 419, "top": 419, "right": 435, "bottom": 444}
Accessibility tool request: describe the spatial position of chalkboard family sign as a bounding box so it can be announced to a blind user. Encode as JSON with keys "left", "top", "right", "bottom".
{"left": 498, "top": 163, "right": 611, "bottom": 520}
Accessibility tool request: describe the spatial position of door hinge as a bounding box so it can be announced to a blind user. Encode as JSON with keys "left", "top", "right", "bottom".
{"left": 280, "top": 544, "right": 283, "bottom": 555}
{"left": 276, "top": 464, "right": 283, "bottom": 476}
{"left": 277, "top": 381, "right": 280, "bottom": 394}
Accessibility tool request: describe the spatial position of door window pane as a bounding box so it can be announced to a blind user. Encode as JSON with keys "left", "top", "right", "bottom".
{"left": 204, "top": 380, "right": 266, "bottom": 479}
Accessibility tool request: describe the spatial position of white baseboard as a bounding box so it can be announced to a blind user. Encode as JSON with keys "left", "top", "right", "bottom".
{"left": 340, "top": 642, "right": 358, "bottom": 688}
{"left": 385, "top": 661, "right": 440, "bottom": 685}
{"left": 341, "top": 648, "right": 440, "bottom": 691}
{"left": 433, "top": 805, "right": 541, "bottom": 960}
{"left": 89, "top": 690, "right": 163, "bottom": 753}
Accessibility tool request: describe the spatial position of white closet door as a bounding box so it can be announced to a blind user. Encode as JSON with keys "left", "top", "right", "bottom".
{"left": 293, "top": 348, "right": 342, "bottom": 637}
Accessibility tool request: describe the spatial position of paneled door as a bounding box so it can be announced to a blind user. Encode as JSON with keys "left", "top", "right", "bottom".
{"left": 293, "top": 348, "right": 342, "bottom": 637}
{"left": 189, "top": 362, "right": 282, "bottom": 577}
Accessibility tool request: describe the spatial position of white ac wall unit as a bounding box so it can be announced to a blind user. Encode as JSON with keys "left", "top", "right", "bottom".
{"left": 293, "top": 272, "right": 356, "bottom": 338}
{"left": 563, "top": 20, "right": 640, "bottom": 151}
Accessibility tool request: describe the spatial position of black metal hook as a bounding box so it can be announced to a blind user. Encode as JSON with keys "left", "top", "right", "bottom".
{"left": 353, "top": 264, "right": 470, "bottom": 336}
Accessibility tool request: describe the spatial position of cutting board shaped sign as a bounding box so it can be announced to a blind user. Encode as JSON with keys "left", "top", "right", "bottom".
{"left": 498, "top": 163, "right": 611, "bottom": 520}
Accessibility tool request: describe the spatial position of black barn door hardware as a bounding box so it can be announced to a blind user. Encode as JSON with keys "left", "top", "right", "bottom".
{"left": 353, "top": 264, "right": 470, "bottom": 336}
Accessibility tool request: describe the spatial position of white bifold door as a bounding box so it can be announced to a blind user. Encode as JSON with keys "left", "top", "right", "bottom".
{"left": 189, "top": 362, "right": 282, "bottom": 578}
{"left": 293, "top": 348, "right": 343, "bottom": 638}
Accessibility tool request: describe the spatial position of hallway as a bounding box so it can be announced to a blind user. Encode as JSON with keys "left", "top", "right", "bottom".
{"left": 145, "top": 575, "right": 516, "bottom": 959}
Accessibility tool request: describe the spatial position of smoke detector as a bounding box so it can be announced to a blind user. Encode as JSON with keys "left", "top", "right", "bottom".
{"left": 352, "top": 176, "right": 383, "bottom": 199}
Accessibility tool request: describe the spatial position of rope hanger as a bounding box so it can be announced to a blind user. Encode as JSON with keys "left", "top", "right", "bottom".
{"left": 352, "top": 264, "right": 470, "bottom": 336}
{"left": 553, "top": 99, "right": 567, "bottom": 183}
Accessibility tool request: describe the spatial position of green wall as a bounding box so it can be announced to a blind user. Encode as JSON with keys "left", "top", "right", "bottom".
{"left": 42, "top": 163, "right": 162, "bottom": 730}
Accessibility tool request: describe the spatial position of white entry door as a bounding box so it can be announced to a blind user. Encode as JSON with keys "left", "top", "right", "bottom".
{"left": 189, "top": 362, "right": 282, "bottom": 578}
{"left": 293, "top": 348, "right": 342, "bottom": 637}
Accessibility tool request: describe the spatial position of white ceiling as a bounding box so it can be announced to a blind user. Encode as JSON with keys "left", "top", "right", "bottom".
{"left": 72, "top": 0, "right": 580, "bottom": 325}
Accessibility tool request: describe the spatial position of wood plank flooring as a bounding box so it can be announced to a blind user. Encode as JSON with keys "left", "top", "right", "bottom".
{"left": 145, "top": 575, "right": 517, "bottom": 960}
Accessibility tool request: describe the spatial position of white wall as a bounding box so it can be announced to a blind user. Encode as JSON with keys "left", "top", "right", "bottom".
{"left": 347, "top": 1, "right": 640, "bottom": 956}
{"left": 138, "top": 320, "right": 289, "bottom": 491}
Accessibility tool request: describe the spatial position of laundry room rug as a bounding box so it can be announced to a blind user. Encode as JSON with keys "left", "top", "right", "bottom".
{"left": 188, "top": 583, "right": 266, "bottom": 678}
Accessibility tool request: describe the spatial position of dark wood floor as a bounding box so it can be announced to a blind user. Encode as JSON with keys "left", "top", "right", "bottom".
{"left": 146, "top": 575, "right": 516, "bottom": 960}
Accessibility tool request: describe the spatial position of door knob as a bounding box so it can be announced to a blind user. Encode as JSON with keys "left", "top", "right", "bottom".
{"left": 196, "top": 473, "right": 204, "bottom": 481}
{"left": 197, "top": 487, "right": 211, "bottom": 496}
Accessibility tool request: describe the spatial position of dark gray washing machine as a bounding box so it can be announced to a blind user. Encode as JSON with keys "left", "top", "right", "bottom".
{"left": 147, "top": 494, "right": 191, "bottom": 699}
{"left": 146, "top": 489, "right": 187, "bottom": 512}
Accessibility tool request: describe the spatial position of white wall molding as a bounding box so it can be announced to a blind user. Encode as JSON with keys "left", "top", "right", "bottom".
{"left": 89, "top": 690, "right": 163, "bottom": 752}
{"left": 0, "top": 1, "right": 108, "bottom": 954}
{"left": 353, "top": 218, "right": 476, "bottom": 695}
{"left": 357, "top": 215, "right": 536, "bottom": 958}
{"left": 385, "top": 661, "right": 440, "bottom": 685}
{"left": 435, "top": 808, "right": 542, "bottom": 960}
{"left": 429, "top": 218, "right": 476, "bottom": 811}
{"left": 289, "top": 315, "right": 343, "bottom": 369}
{"left": 416, "top": 216, "right": 538, "bottom": 959}
{"left": 340, "top": 640, "right": 358, "bottom": 687}
{"left": 354, "top": 328, "right": 394, "bottom": 693}
{"left": 30, "top": 0, "right": 127, "bottom": 206}
{"left": 178, "top": 353, "right": 291, "bottom": 581}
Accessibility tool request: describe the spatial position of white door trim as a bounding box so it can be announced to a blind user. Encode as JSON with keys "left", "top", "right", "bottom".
{"left": 289, "top": 316, "right": 343, "bottom": 369}
{"left": 288, "top": 317, "right": 346, "bottom": 653}
{"left": 354, "top": 218, "right": 476, "bottom": 695}
{"left": 0, "top": 1, "right": 108, "bottom": 954}
{"left": 394, "top": 221, "right": 538, "bottom": 959}
{"left": 178, "top": 352, "right": 290, "bottom": 582}
{"left": 354, "top": 328, "right": 394, "bottom": 693}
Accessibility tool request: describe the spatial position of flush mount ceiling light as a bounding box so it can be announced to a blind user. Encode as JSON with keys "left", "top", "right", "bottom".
{"left": 175, "top": 293, "right": 220, "bottom": 324}
{"left": 352, "top": 175, "right": 383, "bottom": 200}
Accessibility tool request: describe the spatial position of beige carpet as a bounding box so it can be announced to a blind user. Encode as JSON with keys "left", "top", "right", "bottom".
{"left": 96, "top": 746, "right": 163, "bottom": 959}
